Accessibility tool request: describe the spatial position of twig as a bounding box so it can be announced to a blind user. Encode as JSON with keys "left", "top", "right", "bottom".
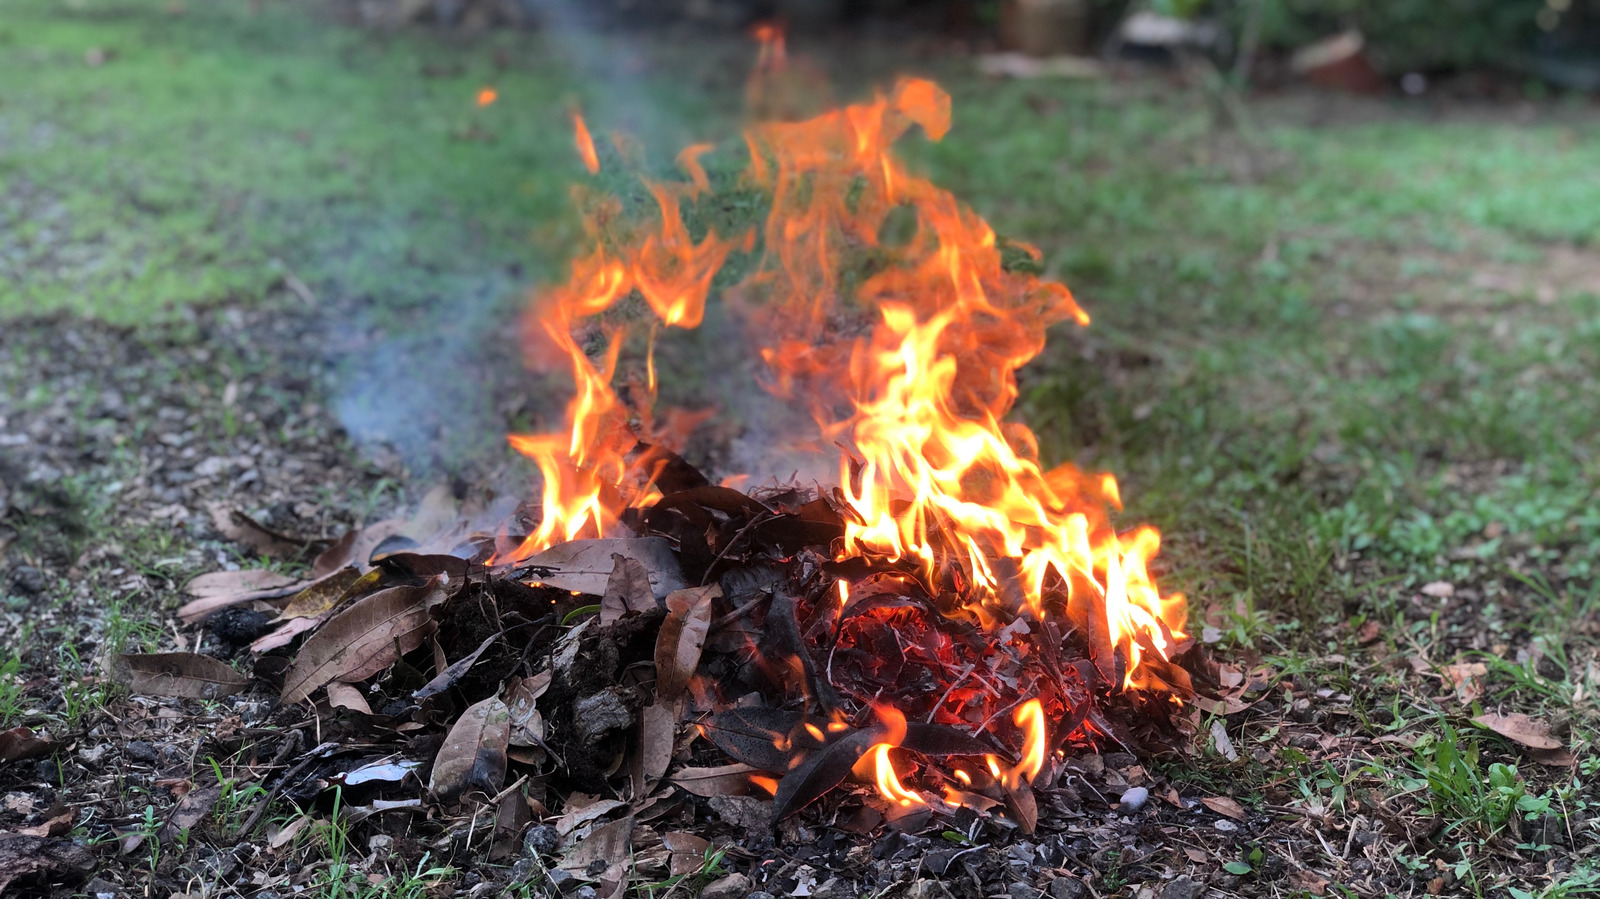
{"left": 233, "top": 735, "right": 339, "bottom": 841}
{"left": 924, "top": 662, "right": 976, "bottom": 724}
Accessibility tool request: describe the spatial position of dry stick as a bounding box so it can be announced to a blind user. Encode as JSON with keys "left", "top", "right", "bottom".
{"left": 698, "top": 511, "right": 778, "bottom": 586}
{"left": 233, "top": 736, "right": 341, "bottom": 841}
{"left": 924, "top": 662, "right": 977, "bottom": 725}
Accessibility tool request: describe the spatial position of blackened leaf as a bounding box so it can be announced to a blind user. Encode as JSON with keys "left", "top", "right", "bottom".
{"left": 430, "top": 696, "right": 511, "bottom": 803}
{"left": 655, "top": 585, "right": 718, "bottom": 699}
{"left": 706, "top": 708, "right": 828, "bottom": 772}
{"left": 280, "top": 579, "right": 446, "bottom": 705}
{"left": 518, "top": 537, "right": 687, "bottom": 599}
{"left": 772, "top": 728, "right": 880, "bottom": 821}
{"left": 900, "top": 723, "right": 997, "bottom": 759}
{"left": 413, "top": 629, "right": 504, "bottom": 701}
{"left": 119, "top": 653, "right": 251, "bottom": 699}
{"left": 1003, "top": 781, "right": 1037, "bottom": 834}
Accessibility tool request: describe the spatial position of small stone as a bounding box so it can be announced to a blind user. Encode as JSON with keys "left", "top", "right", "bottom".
{"left": 1118, "top": 787, "right": 1149, "bottom": 811}
{"left": 746, "top": 893, "right": 777, "bottom": 899}
{"left": 1214, "top": 819, "right": 1239, "bottom": 832}
{"left": 125, "top": 741, "right": 159, "bottom": 763}
{"left": 1048, "top": 876, "right": 1087, "bottom": 899}
{"left": 1009, "top": 884, "right": 1041, "bottom": 899}
{"left": 546, "top": 868, "right": 578, "bottom": 892}
{"left": 368, "top": 834, "right": 394, "bottom": 856}
{"left": 9, "top": 565, "right": 45, "bottom": 597}
{"left": 523, "top": 823, "right": 560, "bottom": 857}
{"left": 708, "top": 795, "right": 773, "bottom": 832}
{"left": 700, "top": 873, "right": 751, "bottom": 899}
{"left": 1102, "top": 752, "right": 1136, "bottom": 769}
{"left": 1160, "top": 875, "right": 1205, "bottom": 899}
{"left": 573, "top": 888, "right": 597, "bottom": 899}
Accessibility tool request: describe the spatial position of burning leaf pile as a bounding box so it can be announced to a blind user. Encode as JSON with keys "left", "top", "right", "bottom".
{"left": 153, "top": 37, "right": 1217, "bottom": 896}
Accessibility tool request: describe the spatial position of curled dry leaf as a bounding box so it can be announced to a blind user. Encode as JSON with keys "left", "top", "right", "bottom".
{"left": 325, "top": 682, "right": 373, "bottom": 715}
{"left": 119, "top": 652, "right": 251, "bottom": 699}
{"left": 250, "top": 616, "right": 320, "bottom": 654}
{"left": 662, "top": 831, "right": 711, "bottom": 877}
{"left": 654, "top": 585, "right": 719, "bottom": 699}
{"left": 505, "top": 672, "right": 551, "bottom": 747}
{"left": 518, "top": 537, "right": 687, "bottom": 599}
{"left": 208, "top": 503, "right": 317, "bottom": 559}
{"left": 1473, "top": 711, "right": 1562, "bottom": 751}
{"left": 670, "top": 763, "right": 759, "bottom": 797}
{"left": 178, "top": 570, "right": 303, "bottom": 623}
{"left": 279, "top": 579, "right": 447, "bottom": 705}
{"left": 0, "top": 727, "right": 57, "bottom": 765}
{"left": 429, "top": 695, "right": 511, "bottom": 803}
{"left": 600, "top": 554, "right": 656, "bottom": 625}
{"left": 1202, "top": 796, "right": 1248, "bottom": 821}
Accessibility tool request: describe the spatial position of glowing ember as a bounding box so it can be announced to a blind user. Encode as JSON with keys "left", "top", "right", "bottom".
{"left": 571, "top": 111, "right": 600, "bottom": 175}
{"left": 477, "top": 87, "right": 498, "bottom": 107}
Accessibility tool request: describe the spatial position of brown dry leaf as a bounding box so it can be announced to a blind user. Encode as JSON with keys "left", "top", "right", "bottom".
{"left": 250, "top": 616, "right": 320, "bottom": 654}
{"left": 600, "top": 554, "right": 656, "bottom": 625}
{"left": 1209, "top": 719, "right": 1238, "bottom": 761}
{"left": 670, "top": 763, "right": 758, "bottom": 797}
{"left": 1527, "top": 746, "right": 1577, "bottom": 767}
{"left": 119, "top": 653, "right": 251, "bottom": 699}
{"left": 1420, "top": 581, "right": 1455, "bottom": 599}
{"left": 639, "top": 703, "right": 675, "bottom": 787}
{"left": 1183, "top": 847, "right": 1208, "bottom": 863}
{"left": 17, "top": 805, "right": 72, "bottom": 838}
{"left": 1445, "top": 662, "right": 1487, "bottom": 703}
{"left": 1202, "top": 796, "right": 1248, "bottom": 820}
{"left": 326, "top": 682, "right": 373, "bottom": 715}
{"left": 1357, "top": 620, "right": 1382, "bottom": 644}
{"left": 654, "top": 585, "right": 719, "bottom": 699}
{"left": 279, "top": 579, "right": 446, "bottom": 705}
{"left": 505, "top": 672, "right": 551, "bottom": 747}
{"left": 267, "top": 815, "right": 312, "bottom": 850}
{"left": 0, "top": 727, "right": 57, "bottom": 765}
{"left": 520, "top": 537, "right": 687, "bottom": 599}
{"left": 555, "top": 798, "right": 629, "bottom": 837}
{"left": 429, "top": 695, "right": 511, "bottom": 803}
{"left": 558, "top": 814, "right": 634, "bottom": 873}
{"left": 0, "top": 834, "right": 95, "bottom": 893}
{"left": 310, "top": 530, "right": 359, "bottom": 579}
{"left": 276, "top": 568, "right": 365, "bottom": 621}
{"left": 207, "top": 503, "right": 314, "bottom": 558}
{"left": 158, "top": 785, "right": 222, "bottom": 843}
{"left": 1473, "top": 712, "right": 1562, "bottom": 750}
{"left": 178, "top": 570, "right": 303, "bottom": 623}
{"left": 662, "top": 831, "right": 711, "bottom": 877}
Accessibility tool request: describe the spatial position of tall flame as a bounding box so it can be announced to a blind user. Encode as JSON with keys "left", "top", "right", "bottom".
{"left": 502, "top": 71, "right": 1186, "bottom": 690}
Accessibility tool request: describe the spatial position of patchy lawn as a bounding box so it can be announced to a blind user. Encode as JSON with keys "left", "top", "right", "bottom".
{"left": 2, "top": 1, "right": 1599, "bottom": 897}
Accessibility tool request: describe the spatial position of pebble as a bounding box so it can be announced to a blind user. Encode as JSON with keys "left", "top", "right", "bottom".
{"left": 1048, "top": 876, "right": 1088, "bottom": 899}
{"left": 1214, "top": 819, "right": 1239, "bottom": 832}
{"left": 746, "top": 893, "right": 777, "bottom": 899}
{"left": 1010, "top": 884, "right": 1042, "bottom": 899}
{"left": 1118, "top": 786, "right": 1149, "bottom": 811}
{"left": 523, "top": 823, "right": 560, "bottom": 857}
{"left": 701, "top": 873, "right": 751, "bottom": 899}
{"left": 1160, "top": 876, "right": 1205, "bottom": 899}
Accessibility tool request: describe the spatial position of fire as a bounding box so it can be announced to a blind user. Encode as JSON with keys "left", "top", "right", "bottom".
{"left": 501, "top": 70, "right": 1186, "bottom": 691}
{"left": 571, "top": 111, "right": 600, "bottom": 174}
{"left": 477, "top": 87, "right": 498, "bottom": 107}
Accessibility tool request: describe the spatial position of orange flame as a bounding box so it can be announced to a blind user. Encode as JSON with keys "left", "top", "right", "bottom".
{"left": 503, "top": 74, "right": 1186, "bottom": 690}
{"left": 477, "top": 87, "right": 497, "bottom": 107}
{"left": 1001, "top": 699, "right": 1046, "bottom": 788}
{"left": 572, "top": 111, "right": 600, "bottom": 174}
{"left": 869, "top": 744, "right": 924, "bottom": 807}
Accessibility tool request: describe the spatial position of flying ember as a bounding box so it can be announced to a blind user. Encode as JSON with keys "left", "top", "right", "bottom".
{"left": 498, "top": 32, "right": 1192, "bottom": 809}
